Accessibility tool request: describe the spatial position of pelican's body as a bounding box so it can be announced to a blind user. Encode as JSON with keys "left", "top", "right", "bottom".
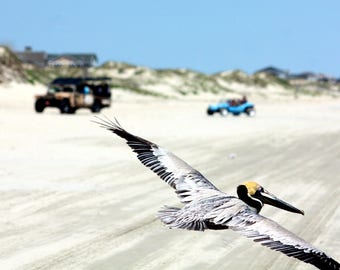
{"left": 95, "top": 117, "right": 339, "bottom": 270}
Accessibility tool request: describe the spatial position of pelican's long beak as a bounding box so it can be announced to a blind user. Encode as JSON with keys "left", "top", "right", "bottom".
{"left": 254, "top": 189, "right": 304, "bottom": 215}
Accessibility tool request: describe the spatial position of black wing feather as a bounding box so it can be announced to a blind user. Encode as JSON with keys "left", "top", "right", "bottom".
{"left": 94, "top": 116, "right": 219, "bottom": 202}
{"left": 225, "top": 211, "right": 340, "bottom": 270}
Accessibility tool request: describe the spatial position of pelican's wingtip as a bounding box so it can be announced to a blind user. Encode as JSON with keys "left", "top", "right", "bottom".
{"left": 91, "top": 114, "right": 122, "bottom": 130}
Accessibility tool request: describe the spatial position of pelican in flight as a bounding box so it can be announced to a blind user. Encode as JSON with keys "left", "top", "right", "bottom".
{"left": 95, "top": 117, "right": 339, "bottom": 270}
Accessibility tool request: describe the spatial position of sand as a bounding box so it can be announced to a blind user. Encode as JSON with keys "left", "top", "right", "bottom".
{"left": 0, "top": 83, "right": 339, "bottom": 270}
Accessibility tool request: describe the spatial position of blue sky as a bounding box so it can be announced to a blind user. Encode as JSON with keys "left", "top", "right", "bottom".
{"left": 2, "top": 0, "right": 340, "bottom": 76}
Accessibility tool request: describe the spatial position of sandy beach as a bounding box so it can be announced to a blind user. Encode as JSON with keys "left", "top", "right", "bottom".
{"left": 0, "top": 83, "right": 339, "bottom": 270}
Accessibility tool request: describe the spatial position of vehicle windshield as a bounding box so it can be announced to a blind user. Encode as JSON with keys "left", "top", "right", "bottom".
{"left": 47, "top": 86, "right": 61, "bottom": 94}
{"left": 48, "top": 85, "right": 74, "bottom": 93}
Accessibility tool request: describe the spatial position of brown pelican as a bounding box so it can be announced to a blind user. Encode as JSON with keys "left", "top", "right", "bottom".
{"left": 94, "top": 117, "right": 339, "bottom": 270}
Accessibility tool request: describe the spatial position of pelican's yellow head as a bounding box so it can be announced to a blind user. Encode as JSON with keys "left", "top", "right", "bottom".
{"left": 243, "top": 181, "right": 261, "bottom": 196}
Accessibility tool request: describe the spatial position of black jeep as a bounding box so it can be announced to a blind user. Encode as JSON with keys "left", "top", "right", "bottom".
{"left": 34, "top": 77, "right": 111, "bottom": 114}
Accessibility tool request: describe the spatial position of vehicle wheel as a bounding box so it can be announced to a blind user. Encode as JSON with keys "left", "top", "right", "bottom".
{"left": 207, "top": 108, "right": 214, "bottom": 115}
{"left": 68, "top": 108, "right": 76, "bottom": 114}
{"left": 35, "top": 99, "right": 45, "bottom": 113}
{"left": 219, "top": 108, "right": 228, "bottom": 116}
{"left": 91, "top": 102, "right": 101, "bottom": 113}
{"left": 246, "top": 108, "right": 256, "bottom": 117}
{"left": 59, "top": 100, "right": 72, "bottom": 114}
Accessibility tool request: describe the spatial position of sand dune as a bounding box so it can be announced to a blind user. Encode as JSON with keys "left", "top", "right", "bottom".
{"left": 0, "top": 84, "right": 339, "bottom": 269}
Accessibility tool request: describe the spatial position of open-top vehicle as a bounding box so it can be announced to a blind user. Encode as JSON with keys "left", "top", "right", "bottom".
{"left": 207, "top": 97, "right": 255, "bottom": 117}
{"left": 34, "top": 77, "right": 111, "bottom": 114}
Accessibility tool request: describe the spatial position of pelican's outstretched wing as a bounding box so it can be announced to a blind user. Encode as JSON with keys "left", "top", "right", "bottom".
{"left": 94, "top": 116, "right": 220, "bottom": 203}
{"left": 210, "top": 206, "right": 340, "bottom": 270}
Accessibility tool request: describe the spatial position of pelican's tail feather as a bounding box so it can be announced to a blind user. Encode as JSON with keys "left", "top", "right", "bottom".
{"left": 158, "top": 206, "right": 207, "bottom": 231}
{"left": 158, "top": 206, "right": 181, "bottom": 226}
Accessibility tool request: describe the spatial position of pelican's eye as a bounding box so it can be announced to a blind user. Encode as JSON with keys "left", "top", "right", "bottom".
{"left": 258, "top": 187, "right": 264, "bottom": 192}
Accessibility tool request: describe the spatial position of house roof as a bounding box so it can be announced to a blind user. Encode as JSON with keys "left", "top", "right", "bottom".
{"left": 288, "top": 72, "right": 317, "bottom": 79}
{"left": 255, "top": 66, "right": 287, "bottom": 75}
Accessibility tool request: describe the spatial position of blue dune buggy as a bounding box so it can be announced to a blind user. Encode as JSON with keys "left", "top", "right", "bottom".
{"left": 207, "top": 98, "right": 256, "bottom": 117}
